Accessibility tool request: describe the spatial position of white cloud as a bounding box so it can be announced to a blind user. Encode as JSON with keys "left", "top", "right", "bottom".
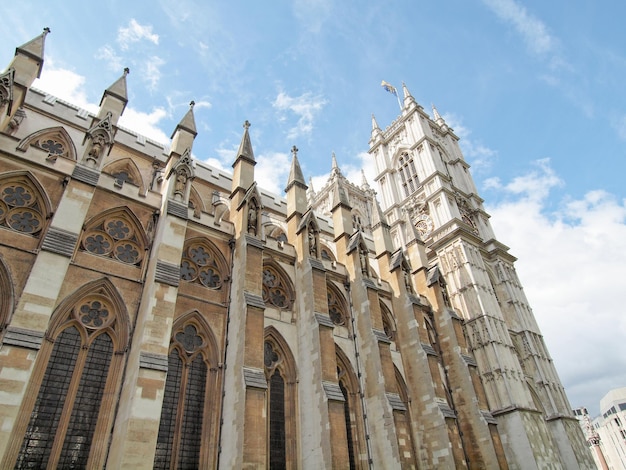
{"left": 144, "top": 55, "right": 165, "bottom": 91}
{"left": 33, "top": 64, "right": 98, "bottom": 114}
{"left": 117, "top": 19, "right": 159, "bottom": 50}
{"left": 95, "top": 45, "right": 124, "bottom": 72}
{"left": 611, "top": 114, "right": 626, "bottom": 140}
{"left": 119, "top": 107, "right": 169, "bottom": 144}
{"left": 443, "top": 113, "right": 497, "bottom": 171}
{"left": 273, "top": 91, "right": 327, "bottom": 140}
{"left": 256, "top": 151, "right": 292, "bottom": 195}
{"left": 485, "top": 160, "right": 626, "bottom": 415}
{"left": 481, "top": 0, "right": 556, "bottom": 56}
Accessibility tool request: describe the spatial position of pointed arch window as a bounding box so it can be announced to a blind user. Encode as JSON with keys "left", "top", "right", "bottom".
{"left": 102, "top": 158, "right": 145, "bottom": 193}
{"left": 11, "top": 281, "right": 128, "bottom": 469}
{"left": 0, "top": 176, "right": 48, "bottom": 236}
{"left": 380, "top": 301, "right": 396, "bottom": 342}
{"left": 80, "top": 209, "right": 147, "bottom": 266}
{"left": 397, "top": 152, "right": 419, "bottom": 198}
{"left": 327, "top": 283, "right": 348, "bottom": 326}
{"left": 154, "top": 317, "right": 218, "bottom": 469}
{"left": 262, "top": 264, "right": 293, "bottom": 310}
{"left": 264, "top": 329, "right": 297, "bottom": 469}
{"left": 336, "top": 348, "right": 365, "bottom": 470}
{"left": 17, "top": 126, "right": 77, "bottom": 162}
{"left": 180, "top": 240, "right": 226, "bottom": 290}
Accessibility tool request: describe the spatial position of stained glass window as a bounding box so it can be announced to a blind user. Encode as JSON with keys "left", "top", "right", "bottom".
{"left": 155, "top": 322, "right": 210, "bottom": 469}
{"left": 179, "top": 242, "right": 223, "bottom": 290}
{"left": 81, "top": 215, "right": 144, "bottom": 265}
{"left": 262, "top": 265, "right": 292, "bottom": 310}
{"left": 0, "top": 180, "right": 45, "bottom": 236}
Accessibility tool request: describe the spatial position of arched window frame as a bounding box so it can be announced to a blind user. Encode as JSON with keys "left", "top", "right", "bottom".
{"left": 335, "top": 346, "right": 367, "bottom": 470}
{"left": 79, "top": 207, "right": 149, "bottom": 267}
{"left": 102, "top": 158, "right": 146, "bottom": 193}
{"left": 0, "top": 255, "right": 14, "bottom": 336}
{"left": 327, "top": 282, "right": 349, "bottom": 327}
{"left": 380, "top": 301, "right": 397, "bottom": 343}
{"left": 396, "top": 151, "right": 419, "bottom": 198}
{"left": 5, "top": 278, "right": 129, "bottom": 469}
{"left": 16, "top": 126, "right": 77, "bottom": 162}
{"left": 154, "top": 311, "right": 221, "bottom": 469}
{"left": 179, "top": 238, "right": 229, "bottom": 293}
{"left": 262, "top": 261, "right": 295, "bottom": 311}
{"left": 0, "top": 171, "right": 52, "bottom": 239}
{"left": 264, "top": 327, "right": 298, "bottom": 469}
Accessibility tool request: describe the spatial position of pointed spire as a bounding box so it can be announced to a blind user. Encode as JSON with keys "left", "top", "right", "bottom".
{"left": 331, "top": 180, "right": 351, "bottom": 211}
{"left": 402, "top": 82, "right": 417, "bottom": 109}
{"left": 100, "top": 67, "right": 129, "bottom": 113}
{"left": 285, "top": 145, "right": 307, "bottom": 192}
{"left": 15, "top": 27, "right": 50, "bottom": 78}
{"left": 370, "top": 198, "right": 388, "bottom": 229}
{"left": 360, "top": 169, "right": 371, "bottom": 191}
{"left": 371, "top": 113, "right": 380, "bottom": 131}
{"left": 306, "top": 176, "right": 316, "bottom": 203}
{"left": 170, "top": 100, "right": 197, "bottom": 138}
{"left": 330, "top": 151, "right": 342, "bottom": 178}
{"left": 404, "top": 209, "right": 422, "bottom": 244}
{"left": 432, "top": 103, "right": 448, "bottom": 130}
{"left": 238, "top": 120, "right": 255, "bottom": 163}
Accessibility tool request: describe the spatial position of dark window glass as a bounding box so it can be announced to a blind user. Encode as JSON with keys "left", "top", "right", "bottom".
{"left": 16, "top": 327, "right": 81, "bottom": 469}
{"left": 340, "top": 382, "right": 357, "bottom": 470}
{"left": 58, "top": 333, "right": 112, "bottom": 467}
{"left": 178, "top": 355, "right": 207, "bottom": 468}
{"left": 154, "top": 350, "right": 183, "bottom": 469}
{"left": 269, "top": 370, "right": 286, "bottom": 470}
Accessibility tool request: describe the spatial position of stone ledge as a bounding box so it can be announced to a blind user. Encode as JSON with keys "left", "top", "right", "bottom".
{"left": 139, "top": 352, "right": 168, "bottom": 371}
{"left": 72, "top": 164, "right": 100, "bottom": 186}
{"left": 155, "top": 260, "right": 180, "bottom": 287}
{"left": 387, "top": 393, "right": 406, "bottom": 411}
{"left": 244, "top": 292, "right": 265, "bottom": 309}
{"left": 3, "top": 326, "right": 44, "bottom": 350}
{"left": 322, "top": 381, "right": 345, "bottom": 402}
{"left": 315, "top": 313, "right": 335, "bottom": 328}
{"left": 244, "top": 367, "right": 267, "bottom": 389}
{"left": 166, "top": 199, "right": 188, "bottom": 220}
{"left": 41, "top": 227, "right": 78, "bottom": 257}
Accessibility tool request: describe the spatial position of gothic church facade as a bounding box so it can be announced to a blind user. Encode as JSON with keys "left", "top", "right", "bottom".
{"left": 0, "top": 30, "right": 593, "bottom": 469}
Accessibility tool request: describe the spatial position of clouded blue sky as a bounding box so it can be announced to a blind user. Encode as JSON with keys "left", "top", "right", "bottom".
{"left": 2, "top": 0, "right": 625, "bottom": 416}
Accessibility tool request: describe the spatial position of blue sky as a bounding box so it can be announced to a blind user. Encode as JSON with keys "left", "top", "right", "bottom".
{"left": 2, "top": 1, "right": 626, "bottom": 416}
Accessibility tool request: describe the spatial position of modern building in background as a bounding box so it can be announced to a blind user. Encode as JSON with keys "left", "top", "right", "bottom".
{"left": 0, "top": 29, "right": 594, "bottom": 469}
{"left": 584, "top": 388, "right": 626, "bottom": 469}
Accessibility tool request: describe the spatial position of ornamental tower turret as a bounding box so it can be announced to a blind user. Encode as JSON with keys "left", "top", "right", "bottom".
{"left": 369, "top": 86, "right": 594, "bottom": 469}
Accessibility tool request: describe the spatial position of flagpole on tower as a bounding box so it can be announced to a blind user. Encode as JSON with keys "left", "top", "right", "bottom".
{"left": 381, "top": 80, "right": 402, "bottom": 110}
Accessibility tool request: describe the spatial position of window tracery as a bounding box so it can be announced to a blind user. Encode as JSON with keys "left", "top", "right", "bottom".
{"left": 380, "top": 302, "right": 396, "bottom": 342}
{"left": 262, "top": 264, "right": 292, "bottom": 310}
{"left": 180, "top": 241, "right": 224, "bottom": 289}
{"left": 13, "top": 280, "right": 128, "bottom": 469}
{"left": 155, "top": 316, "right": 217, "bottom": 470}
{"left": 397, "top": 152, "right": 419, "bottom": 198}
{"left": 17, "top": 127, "right": 76, "bottom": 162}
{"left": 82, "top": 216, "right": 143, "bottom": 265}
{"left": 263, "top": 329, "right": 297, "bottom": 470}
{"left": 327, "top": 284, "right": 348, "bottom": 326}
{"left": 0, "top": 178, "right": 46, "bottom": 236}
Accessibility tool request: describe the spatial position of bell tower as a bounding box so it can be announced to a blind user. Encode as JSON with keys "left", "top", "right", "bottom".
{"left": 370, "top": 84, "right": 594, "bottom": 469}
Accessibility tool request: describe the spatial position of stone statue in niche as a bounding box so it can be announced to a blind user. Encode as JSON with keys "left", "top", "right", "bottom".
{"left": 247, "top": 201, "right": 258, "bottom": 235}
{"left": 403, "top": 267, "right": 414, "bottom": 293}
{"left": 308, "top": 225, "right": 317, "bottom": 257}
{"left": 174, "top": 169, "right": 188, "bottom": 197}
{"left": 359, "top": 246, "right": 369, "bottom": 276}
{"left": 86, "top": 134, "right": 106, "bottom": 166}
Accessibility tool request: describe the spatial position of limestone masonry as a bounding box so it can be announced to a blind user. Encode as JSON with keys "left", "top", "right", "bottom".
{"left": 0, "top": 29, "right": 594, "bottom": 469}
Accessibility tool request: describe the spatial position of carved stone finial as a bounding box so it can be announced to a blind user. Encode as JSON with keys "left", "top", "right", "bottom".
{"left": 243, "top": 120, "right": 251, "bottom": 130}
{"left": 43, "top": 27, "right": 51, "bottom": 35}
{"left": 190, "top": 100, "right": 195, "bottom": 108}
{"left": 123, "top": 67, "right": 130, "bottom": 76}
{"left": 291, "top": 145, "right": 298, "bottom": 158}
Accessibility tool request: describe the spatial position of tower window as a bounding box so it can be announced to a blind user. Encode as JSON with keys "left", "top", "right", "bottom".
{"left": 398, "top": 153, "right": 419, "bottom": 198}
